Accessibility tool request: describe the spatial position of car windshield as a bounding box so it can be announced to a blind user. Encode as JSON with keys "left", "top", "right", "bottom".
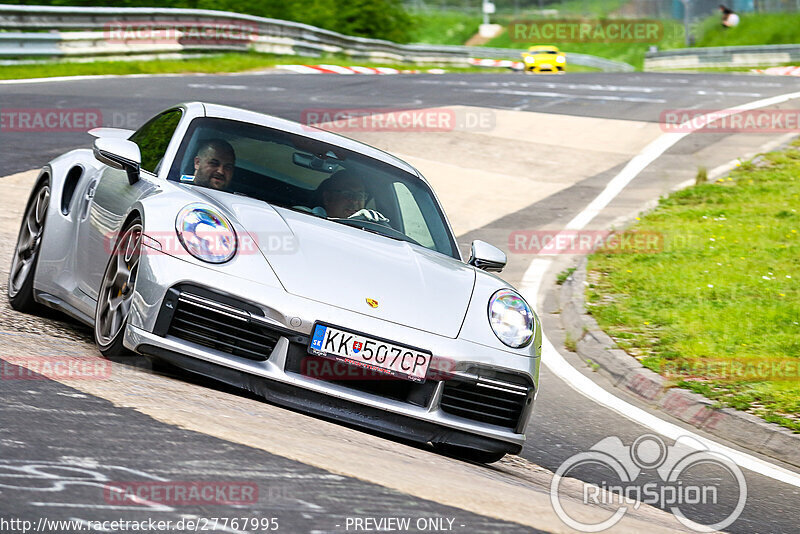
{"left": 168, "top": 117, "right": 459, "bottom": 259}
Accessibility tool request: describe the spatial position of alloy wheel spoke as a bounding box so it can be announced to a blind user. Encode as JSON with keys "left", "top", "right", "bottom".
{"left": 107, "top": 293, "right": 123, "bottom": 315}
{"left": 98, "top": 304, "right": 112, "bottom": 338}
{"left": 9, "top": 257, "right": 30, "bottom": 289}
{"left": 35, "top": 189, "right": 50, "bottom": 224}
{"left": 113, "top": 254, "right": 131, "bottom": 288}
{"left": 17, "top": 231, "right": 35, "bottom": 254}
{"left": 123, "top": 230, "right": 140, "bottom": 262}
{"left": 118, "top": 298, "right": 132, "bottom": 320}
{"left": 24, "top": 214, "right": 38, "bottom": 246}
{"left": 108, "top": 309, "right": 122, "bottom": 338}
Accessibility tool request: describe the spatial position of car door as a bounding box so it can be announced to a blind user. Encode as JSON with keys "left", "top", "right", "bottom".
{"left": 76, "top": 109, "right": 183, "bottom": 301}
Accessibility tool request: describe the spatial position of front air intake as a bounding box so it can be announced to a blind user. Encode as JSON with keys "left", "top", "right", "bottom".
{"left": 440, "top": 378, "right": 530, "bottom": 429}
{"left": 166, "top": 293, "right": 280, "bottom": 361}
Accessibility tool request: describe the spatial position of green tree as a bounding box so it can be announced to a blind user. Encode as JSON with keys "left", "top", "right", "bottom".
{"left": 334, "top": 0, "right": 412, "bottom": 43}
{"left": 5, "top": 0, "right": 413, "bottom": 42}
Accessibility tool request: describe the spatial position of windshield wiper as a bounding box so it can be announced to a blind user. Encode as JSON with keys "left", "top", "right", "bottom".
{"left": 331, "top": 218, "right": 423, "bottom": 248}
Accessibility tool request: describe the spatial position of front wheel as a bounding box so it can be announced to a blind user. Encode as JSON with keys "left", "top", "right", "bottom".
{"left": 8, "top": 180, "right": 50, "bottom": 312}
{"left": 94, "top": 217, "right": 142, "bottom": 357}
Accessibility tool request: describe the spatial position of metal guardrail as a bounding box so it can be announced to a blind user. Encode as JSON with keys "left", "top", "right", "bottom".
{"left": 0, "top": 3, "right": 634, "bottom": 72}
{"left": 645, "top": 44, "right": 800, "bottom": 71}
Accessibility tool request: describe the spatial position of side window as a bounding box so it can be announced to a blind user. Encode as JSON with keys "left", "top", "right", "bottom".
{"left": 129, "top": 109, "right": 183, "bottom": 174}
{"left": 393, "top": 182, "right": 435, "bottom": 249}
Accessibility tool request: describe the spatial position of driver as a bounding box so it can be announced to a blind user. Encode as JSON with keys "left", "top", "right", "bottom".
{"left": 313, "top": 171, "right": 388, "bottom": 223}
{"left": 193, "top": 139, "right": 235, "bottom": 191}
{"left": 315, "top": 170, "right": 366, "bottom": 218}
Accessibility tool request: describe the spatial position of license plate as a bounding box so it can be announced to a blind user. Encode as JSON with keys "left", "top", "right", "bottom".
{"left": 308, "top": 323, "right": 431, "bottom": 383}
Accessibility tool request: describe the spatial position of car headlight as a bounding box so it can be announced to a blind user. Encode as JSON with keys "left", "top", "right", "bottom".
{"left": 488, "top": 289, "right": 535, "bottom": 348}
{"left": 524, "top": 56, "right": 535, "bottom": 64}
{"left": 556, "top": 56, "right": 566, "bottom": 64}
{"left": 175, "top": 204, "right": 237, "bottom": 263}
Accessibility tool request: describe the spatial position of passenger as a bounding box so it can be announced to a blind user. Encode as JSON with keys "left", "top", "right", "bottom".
{"left": 193, "top": 139, "right": 235, "bottom": 191}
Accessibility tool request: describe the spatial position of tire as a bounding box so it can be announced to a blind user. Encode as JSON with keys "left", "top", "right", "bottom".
{"left": 94, "top": 217, "right": 143, "bottom": 358}
{"left": 8, "top": 180, "right": 51, "bottom": 313}
{"left": 433, "top": 443, "right": 506, "bottom": 464}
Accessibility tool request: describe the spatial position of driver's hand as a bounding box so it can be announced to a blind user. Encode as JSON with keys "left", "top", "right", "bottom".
{"left": 347, "top": 209, "right": 390, "bottom": 223}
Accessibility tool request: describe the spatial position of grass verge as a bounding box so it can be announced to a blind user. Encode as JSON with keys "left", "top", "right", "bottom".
{"left": 694, "top": 12, "right": 800, "bottom": 48}
{"left": 0, "top": 52, "right": 515, "bottom": 81}
{"left": 586, "top": 139, "right": 800, "bottom": 432}
{"left": 409, "top": 10, "right": 482, "bottom": 45}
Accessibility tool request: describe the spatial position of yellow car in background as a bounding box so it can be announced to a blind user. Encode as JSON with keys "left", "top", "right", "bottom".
{"left": 521, "top": 45, "right": 566, "bottom": 73}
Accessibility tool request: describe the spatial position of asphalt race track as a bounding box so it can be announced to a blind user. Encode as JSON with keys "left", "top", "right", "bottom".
{"left": 2, "top": 71, "right": 800, "bottom": 533}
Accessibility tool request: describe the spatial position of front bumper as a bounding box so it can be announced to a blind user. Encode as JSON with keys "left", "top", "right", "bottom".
{"left": 525, "top": 63, "right": 565, "bottom": 73}
{"left": 125, "top": 249, "right": 539, "bottom": 451}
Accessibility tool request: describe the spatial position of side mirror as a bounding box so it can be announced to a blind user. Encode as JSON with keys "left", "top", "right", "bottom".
{"left": 468, "top": 240, "right": 506, "bottom": 273}
{"left": 93, "top": 137, "right": 141, "bottom": 185}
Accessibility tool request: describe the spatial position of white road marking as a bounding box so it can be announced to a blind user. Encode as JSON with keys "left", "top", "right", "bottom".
{"left": 422, "top": 80, "right": 666, "bottom": 93}
{"left": 0, "top": 73, "right": 189, "bottom": 85}
{"left": 0, "top": 71, "right": 284, "bottom": 85}
{"left": 465, "top": 88, "right": 667, "bottom": 103}
{"left": 695, "top": 90, "right": 763, "bottom": 97}
{"left": 317, "top": 64, "right": 357, "bottom": 74}
{"left": 187, "top": 83, "right": 250, "bottom": 90}
{"left": 0, "top": 460, "right": 174, "bottom": 511}
{"left": 277, "top": 65, "right": 325, "bottom": 74}
{"left": 520, "top": 90, "right": 800, "bottom": 487}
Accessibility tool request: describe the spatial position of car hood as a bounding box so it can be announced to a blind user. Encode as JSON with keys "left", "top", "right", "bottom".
{"left": 198, "top": 191, "right": 476, "bottom": 338}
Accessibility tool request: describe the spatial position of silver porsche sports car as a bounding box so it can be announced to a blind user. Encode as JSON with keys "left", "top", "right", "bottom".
{"left": 8, "top": 102, "right": 541, "bottom": 463}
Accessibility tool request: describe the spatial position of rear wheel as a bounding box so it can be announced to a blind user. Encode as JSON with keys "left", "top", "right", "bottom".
{"left": 94, "top": 217, "right": 142, "bottom": 357}
{"left": 8, "top": 181, "right": 50, "bottom": 312}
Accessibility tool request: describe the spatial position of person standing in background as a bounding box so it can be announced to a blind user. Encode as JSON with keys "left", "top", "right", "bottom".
{"left": 719, "top": 4, "right": 740, "bottom": 28}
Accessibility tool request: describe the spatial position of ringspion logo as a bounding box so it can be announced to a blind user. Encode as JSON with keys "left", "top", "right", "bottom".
{"left": 551, "top": 434, "right": 746, "bottom": 532}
